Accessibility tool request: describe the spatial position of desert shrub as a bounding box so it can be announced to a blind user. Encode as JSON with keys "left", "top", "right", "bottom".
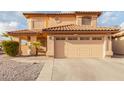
{"left": 2, "top": 41, "right": 19, "bottom": 56}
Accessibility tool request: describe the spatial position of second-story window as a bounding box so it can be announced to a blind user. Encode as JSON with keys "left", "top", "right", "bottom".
{"left": 77, "top": 17, "right": 92, "bottom": 26}
{"left": 82, "top": 17, "right": 91, "bottom": 25}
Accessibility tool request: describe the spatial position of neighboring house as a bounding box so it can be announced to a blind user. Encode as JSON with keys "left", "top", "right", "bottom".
{"left": 8, "top": 11, "right": 119, "bottom": 58}
{"left": 112, "top": 31, "right": 124, "bottom": 55}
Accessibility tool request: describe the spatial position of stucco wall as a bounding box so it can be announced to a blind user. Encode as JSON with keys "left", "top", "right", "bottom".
{"left": 27, "top": 14, "right": 98, "bottom": 29}
{"left": 48, "top": 16, "right": 76, "bottom": 27}
{"left": 27, "top": 17, "right": 46, "bottom": 29}
{"left": 91, "top": 16, "right": 97, "bottom": 27}
{"left": 112, "top": 37, "right": 124, "bottom": 54}
{"left": 28, "top": 16, "right": 75, "bottom": 29}
{"left": 46, "top": 35, "right": 54, "bottom": 57}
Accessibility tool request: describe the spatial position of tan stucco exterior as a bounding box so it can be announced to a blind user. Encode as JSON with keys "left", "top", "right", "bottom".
{"left": 8, "top": 12, "right": 119, "bottom": 58}
{"left": 48, "top": 15, "right": 76, "bottom": 27}
{"left": 27, "top": 13, "right": 99, "bottom": 30}
{"left": 46, "top": 35, "right": 54, "bottom": 57}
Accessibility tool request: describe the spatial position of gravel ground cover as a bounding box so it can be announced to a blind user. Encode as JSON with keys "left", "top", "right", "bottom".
{"left": 0, "top": 55, "right": 44, "bottom": 81}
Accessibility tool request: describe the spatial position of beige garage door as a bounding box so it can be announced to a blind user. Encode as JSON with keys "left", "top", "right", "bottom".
{"left": 55, "top": 37, "right": 104, "bottom": 58}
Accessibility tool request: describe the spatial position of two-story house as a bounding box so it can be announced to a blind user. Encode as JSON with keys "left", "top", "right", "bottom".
{"left": 8, "top": 11, "right": 119, "bottom": 58}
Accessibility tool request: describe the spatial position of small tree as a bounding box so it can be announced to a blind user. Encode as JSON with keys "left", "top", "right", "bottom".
{"left": 2, "top": 41, "right": 19, "bottom": 56}
{"left": 31, "top": 41, "right": 41, "bottom": 56}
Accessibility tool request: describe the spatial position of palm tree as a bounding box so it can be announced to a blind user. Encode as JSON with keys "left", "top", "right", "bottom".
{"left": 0, "top": 42, "right": 2, "bottom": 51}
{"left": 1, "top": 33, "right": 13, "bottom": 41}
{"left": 31, "top": 41, "right": 41, "bottom": 56}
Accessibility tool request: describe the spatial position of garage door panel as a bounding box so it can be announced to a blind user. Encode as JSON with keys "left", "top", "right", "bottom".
{"left": 91, "top": 48, "right": 102, "bottom": 57}
{"left": 67, "top": 40, "right": 104, "bottom": 44}
{"left": 91, "top": 45, "right": 103, "bottom": 57}
{"left": 78, "top": 48, "right": 90, "bottom": 57}
{"left": 55, "top": 41, "right": 65, "bottom": 58}
{"left": 65, "top": 47, "right": 77, "bottom": 57}
{"left": 55, "top": 39, "right": 104, "bottom": 58}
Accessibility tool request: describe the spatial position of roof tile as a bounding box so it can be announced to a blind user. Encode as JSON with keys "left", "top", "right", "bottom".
{"left": 8, "top": 29, "right": 42, "bottom": 35}
{"left": 8, "top": 24, "right": 120, "bottom": 35}
{"left": 42, "top": 24, "right": 119, "bottom": 32}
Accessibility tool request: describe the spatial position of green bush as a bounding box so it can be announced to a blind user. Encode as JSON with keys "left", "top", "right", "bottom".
{"left": 2, "top": 41, "right": 19, "bottom": 56}
{"left": 0, "top": 42, "right": 2, "bottom": 48}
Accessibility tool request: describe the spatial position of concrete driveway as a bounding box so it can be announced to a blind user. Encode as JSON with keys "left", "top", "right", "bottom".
{"left": 2, "top": 54, "right": 124, "bottom": 81}
{"left": 49, "top": 58, "right": 124, "bottom": 81}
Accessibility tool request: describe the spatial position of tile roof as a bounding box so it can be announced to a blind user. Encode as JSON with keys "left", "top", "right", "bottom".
{"left": 8, "top": 29, "right": 42, "bottom": 35}
{"left": 113, "top": 31, "right": 124, "bottom": 37}
{"left": 75, "top": 11, "right": 101, "bottom": 16}
{"left": 8, "top": 24, "right": 120, "bottom": 36}
{"left": 42, "top": 24, "right": 119, "bottom": 32}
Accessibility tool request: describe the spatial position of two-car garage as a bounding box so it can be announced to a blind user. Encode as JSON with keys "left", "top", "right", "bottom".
{"left": 54, "top": 36, "right": 104, "bottom": 58}
{"left": 43, "top": 24, "right": 119, "bottom": 58}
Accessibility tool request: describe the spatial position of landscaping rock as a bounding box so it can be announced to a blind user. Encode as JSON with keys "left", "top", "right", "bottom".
{"left": 0, "top": 59, "right": 44, "bottom": 81}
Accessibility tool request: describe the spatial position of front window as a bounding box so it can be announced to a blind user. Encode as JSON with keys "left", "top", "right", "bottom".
{"left": 92, "top": 37, "right": 102, "bottom": 40}
{"left": 80, "top": 37, "right": 90, "bottom": 40}
{"left": 68, "top": 37, "right": 77, "bottom": 40}
{"left": 56, "top": 37, "right": 65, "bottom": 40}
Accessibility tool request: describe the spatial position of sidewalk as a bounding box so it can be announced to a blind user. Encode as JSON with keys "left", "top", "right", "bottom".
{"left": 36, "top": 59, "right": 54, "bottom": 81}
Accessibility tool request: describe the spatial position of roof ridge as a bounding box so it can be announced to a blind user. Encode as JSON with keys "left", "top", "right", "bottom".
{"left": 23, "top": 11, "right": 101, "bottom": 14}
{"left": 23, "top": 12, "right": 102, "bottom": 18}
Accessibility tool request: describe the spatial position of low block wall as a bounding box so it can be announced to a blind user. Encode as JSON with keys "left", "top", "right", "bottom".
{"left": 112, "top": 39, "right": 124, "bottom": 54}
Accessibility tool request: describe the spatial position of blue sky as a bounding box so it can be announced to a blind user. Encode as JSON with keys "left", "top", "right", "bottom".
{"left": 98, "top": 11, "right": 124, "bottom": 27}
{"left": 0, "top": 11, "right": 124, "bottom": 40}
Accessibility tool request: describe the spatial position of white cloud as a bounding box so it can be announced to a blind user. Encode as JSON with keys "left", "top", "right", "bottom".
{"left": 0, "top": 21, "right": 18, "bottom": 41}
{"left": 101, "top": 12, "right": 114, "bottom": 24}
{"left": 0, "top": 21, "right": 19, "bottom": 40}
{"left": 9, "top": 21, "right": 18, "bottom": 27}
{"left": 0, "top": 21, "right": 18, "bottom": 34}
{"left": 99, "top": 12, "right": 119, "bottom": 25}
{"left": 0, "top": 11, "right": 26, "bottom": 40}
{"left": 120, "top": 22, "right": 124, "bottom": 30}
